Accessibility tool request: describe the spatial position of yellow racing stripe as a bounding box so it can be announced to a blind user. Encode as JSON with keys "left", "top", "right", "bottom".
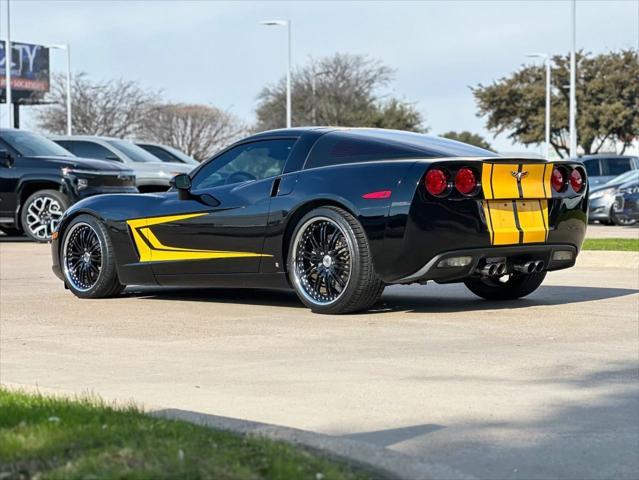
{"left": 126, "top": 213, "right": 271, "bottom": 263}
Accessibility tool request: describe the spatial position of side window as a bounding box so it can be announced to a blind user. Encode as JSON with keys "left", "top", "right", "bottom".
{"left": 55, "top": 140, "right": 75, "bottom": 154}
{"left": 582, "top": 159, "right": 601, "bottom": 177}
{"left": 141, "top": 145, "right": 176, "bottom": 163}
{"left": 72, "top": 141, "right": 119, "bottom": 161}
{"left": 191, "top": 139, "right": 297, "bottom": 190}
{"left": 305, "top": 133, "right": 423, "bottom": 170}
{"left": 603, "top": 158, "right": 631, "bottom": 176}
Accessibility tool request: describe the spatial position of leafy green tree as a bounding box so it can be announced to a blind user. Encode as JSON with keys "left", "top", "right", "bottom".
{"left": 256, "top": 53, "right": 426, "bottom": 132}
{"left": 441, "top": 130, "right": 492, "bottom": 150}
{"left": 473, "top": 50, "right": 638, "bottom": 157}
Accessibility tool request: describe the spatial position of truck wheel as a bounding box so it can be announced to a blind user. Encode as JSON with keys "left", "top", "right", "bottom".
{"left": 20, "top": 190, "right": 69, "bottom": 242}
{"left": 287, "top": 206, "right": 385, "bottom": 314}
{"left": 464, "top": 272, "right": 546, "bottom": 300}
{"left": 60, "top": 214, "right": 124, "bottom": 298}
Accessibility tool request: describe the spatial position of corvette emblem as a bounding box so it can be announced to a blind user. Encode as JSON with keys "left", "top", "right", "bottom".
{"left": 511, "top": 171, "right": 529, "bottom": 181}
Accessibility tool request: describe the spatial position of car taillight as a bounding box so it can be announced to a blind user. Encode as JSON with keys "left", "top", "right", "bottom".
{"left": 425, "top": 168, "right": 449, "bottom": 196}
{"left": 454, "top": 167, "right": 478, "bottom": 195}
{"left": 551, "top": 167, "right": 565, "bottom": 192}
{"left": 570, "top": 168, "right": 584, "bottom": 192}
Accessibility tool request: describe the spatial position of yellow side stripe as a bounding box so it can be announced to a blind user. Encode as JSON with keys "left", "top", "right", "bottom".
{"left": 126, "top": 213, "right": 271, "bottom": 263}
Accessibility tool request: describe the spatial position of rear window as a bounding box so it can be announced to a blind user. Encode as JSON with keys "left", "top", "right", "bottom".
{"left": 304, "top": 130, "right": 495, "bottom": 170}
{"left": 305, "top": 133, "right": 428, "bottom": 170}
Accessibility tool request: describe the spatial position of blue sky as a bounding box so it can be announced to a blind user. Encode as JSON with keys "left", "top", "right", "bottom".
{"left": 2, "top": 0, "right": 638, "bottom": 152}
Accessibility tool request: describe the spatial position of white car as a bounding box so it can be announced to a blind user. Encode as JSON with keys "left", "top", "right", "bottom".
{"left": 53, "top": 136, "right": 194, "bottom": 192}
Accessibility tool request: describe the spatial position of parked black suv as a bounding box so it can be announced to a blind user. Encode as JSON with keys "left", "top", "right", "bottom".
{"left": 0, "top": 129, "right": 137, "bottom": 242}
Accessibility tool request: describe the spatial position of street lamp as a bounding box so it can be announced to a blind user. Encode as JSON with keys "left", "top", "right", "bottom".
{"left": 260, "top": 19, "right": 291, "bottom": 128}
{"left": 46, "top": 44, "right": 72, "bottom": 135}
{"left": 569, "top": 0, "right": 577, "bottom": 158}
{"left": 527, "top": 53, "right": 551, "bottom": 158}
{"left": 4, "top": 0, "right": 13, "bottom": 128}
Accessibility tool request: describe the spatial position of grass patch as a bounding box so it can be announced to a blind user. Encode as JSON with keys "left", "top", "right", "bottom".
{"left": 582, "top": 238, "right": 639, "bottom": 252}
{"left": 0, "top": 388, "right": 374, "bottom": 480}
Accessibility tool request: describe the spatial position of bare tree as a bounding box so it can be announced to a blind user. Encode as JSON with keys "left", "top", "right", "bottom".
{"left": 36, "top": 73, "right": 160, "bottom": 137}
{"left": 139, "top": 103, "right": 246, "bottom": 161}
{"left": 256, "top": 53, "right": 426, "bottom": 132}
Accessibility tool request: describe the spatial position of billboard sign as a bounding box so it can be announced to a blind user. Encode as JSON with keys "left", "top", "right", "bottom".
{"left": 0, "top": 41, "right": 50, "bottom": 103}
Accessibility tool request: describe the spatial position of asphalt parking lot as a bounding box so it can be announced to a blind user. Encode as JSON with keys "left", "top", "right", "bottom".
{"left": 1, "top": 238, "right": 638, "bottom": 480}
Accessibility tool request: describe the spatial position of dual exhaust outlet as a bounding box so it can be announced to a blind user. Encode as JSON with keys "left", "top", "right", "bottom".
{"left": 478, "top": 260, "right": 544, "bottom": 277}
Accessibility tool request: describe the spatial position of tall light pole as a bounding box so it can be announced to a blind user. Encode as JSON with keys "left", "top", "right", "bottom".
{"left": 569, "top": 0, "right": 577, "bottom": 158}
{"left": 261, "top": 19, "right": 291, "bottom": 128}
{"left": 4, "top": 0, "right": 13, "bottom": 128}
{"left": 46, "top": 44, "right": 72, "bottom": 135}
{"left": 527, "top": 53, "right": 551, "bottom": 158}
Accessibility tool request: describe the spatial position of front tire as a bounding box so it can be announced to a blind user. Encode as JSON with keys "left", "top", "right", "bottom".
{"left": 464, "top": 272, "right": 546, "bottom": 300}
{"left": 61, "top": 214, "right": 124, "bottom": 298}
{"left": 287, "top": 206, "right": 384, "bottom": 314}
{"left": 20, "top": 189, "right": 69, "bottom": 242}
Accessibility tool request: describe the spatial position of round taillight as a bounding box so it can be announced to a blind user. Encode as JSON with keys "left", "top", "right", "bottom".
{"left": 425, "top": 168, "right": 449, "bottom": 196}
{"left": 551, "top": 167, "right": 565, "bottom": 192}
{"left": 454, "top": 167, "right": 478, "bottom": 195}
{"left": 570, "top": 168, "right": 584, "bottom": 192}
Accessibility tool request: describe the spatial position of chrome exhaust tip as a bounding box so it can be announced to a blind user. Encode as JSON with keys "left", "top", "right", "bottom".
{"left": 496, "top": 262, "right": 507, "bottom": 276}
{"left": 534, "top": 260, "right": 545, "bottom": 273}
{"left": 514, "top": 261, "right": 536, "bottom": 274}
{"left": 478, "top": 263, "right": 497, "bottom": 276}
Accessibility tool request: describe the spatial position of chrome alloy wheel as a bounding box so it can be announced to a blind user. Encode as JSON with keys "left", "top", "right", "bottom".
{"left": 25, "top": 195, "right": 64, "bottom": 240}
{"left": 292, "top": 217, "right": 353, "bottom": 306}
{"left": 62, "top": 222, "right": 103, "bottom": 292}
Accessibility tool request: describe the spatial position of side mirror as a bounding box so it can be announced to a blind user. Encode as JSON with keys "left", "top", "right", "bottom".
{"left": 0, "top": 149, "right": 13, "bottom": 168}
{"left": 170, "top": 173, "right": 192, "bottom": 200}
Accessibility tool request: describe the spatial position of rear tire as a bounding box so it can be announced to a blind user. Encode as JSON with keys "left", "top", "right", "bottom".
{"left": 287, "top": 206, "right": 384, "bottom": 314}
{"left": 464, "top": 272, "right": 546, "bottom": 300}
{"left": 20, "top": 189, "right": 69, "bottom": 242}
{"left": 60, "top": 214, "right": 124, "bottom": 299}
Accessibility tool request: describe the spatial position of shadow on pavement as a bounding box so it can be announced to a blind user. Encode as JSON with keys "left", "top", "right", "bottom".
{"left": 331, "top": 362, "right": 639, "bottom": 479}
{"left": 0, "top": 235, "right": 31, "bottom": 243}
{"left": 341, "top": 423, "right": 446, "bottom": 447}
{"left": 124, "top": 283, "right": 637, "bottom": 314}
{"left": 380, "top": 284, "right": 639, "bottom": 314}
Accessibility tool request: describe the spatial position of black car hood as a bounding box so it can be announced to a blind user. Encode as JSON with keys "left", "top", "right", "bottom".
{"left": 29, "top": 155, "right": 132, "bottom": 172}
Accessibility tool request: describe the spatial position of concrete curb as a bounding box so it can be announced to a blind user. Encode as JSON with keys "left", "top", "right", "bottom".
{"left": 152, "top": 408, "right": 475, "bottom": 480}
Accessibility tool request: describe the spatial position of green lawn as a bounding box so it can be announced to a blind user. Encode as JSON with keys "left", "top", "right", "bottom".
{"left": 582, "top": 238, "right": 639, "bottom": 252}
{"left": 0, "top": 389, "right": 373, "bottom": 480}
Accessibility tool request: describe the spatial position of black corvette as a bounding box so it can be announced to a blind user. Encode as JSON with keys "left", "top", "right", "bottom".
{"left": 51, "top": 128, "right": 588, "bottom": 314}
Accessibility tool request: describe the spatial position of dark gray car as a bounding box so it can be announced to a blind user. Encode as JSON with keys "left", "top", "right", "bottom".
{"left": 589, "top": 169, "right": 639, "bottom": 224}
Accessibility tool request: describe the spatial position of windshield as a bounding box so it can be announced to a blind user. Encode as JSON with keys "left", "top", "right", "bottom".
{"left": 1, "top": 130, "right": 74, "bottom": 157}
{"left": 105, "top": 139, "right": 161, "bottom": 163}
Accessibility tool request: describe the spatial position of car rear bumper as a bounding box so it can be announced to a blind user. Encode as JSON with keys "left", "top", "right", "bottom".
{"left": 393, "top": 244, "right": 578, "bottom": 284}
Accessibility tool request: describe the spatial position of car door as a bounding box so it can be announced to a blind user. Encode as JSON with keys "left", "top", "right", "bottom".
{"left": 149, "top": 138, "right": 297, "bottom": 276}
{"left": 0, "top": 139, "right": 22, "bottom": 221}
